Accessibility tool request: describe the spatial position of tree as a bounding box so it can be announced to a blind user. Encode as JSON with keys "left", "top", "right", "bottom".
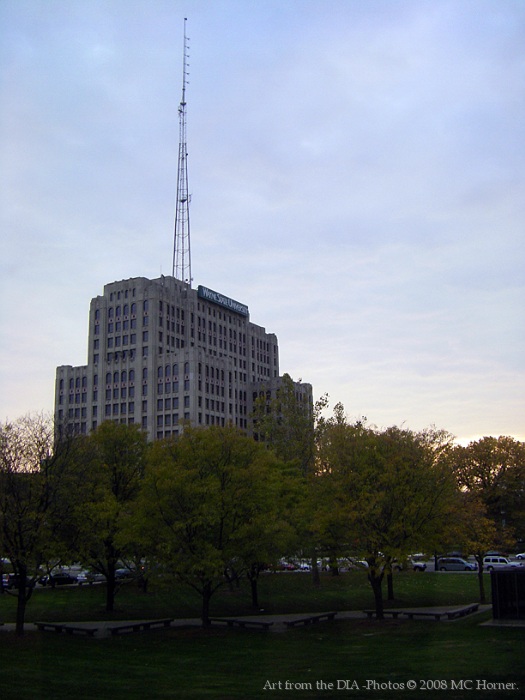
{"left": 453, "top": 436, "right": 525, "bottom": 549}
{"left": 70, "top": 422, "right": 148, "bottom": 612}
{"left": 0, "top": 414, "right": 76, "bottom": 634}
{"left": 451, "top": 492, "right": 498, "bottom": 603}
{"left": 252, "top": 374, "right": 326, "bottom": 476}
{"left": 252, "top": 374, "right": 328, "bottom": 586}
{"left": 315, "top": 409, "right": 457, "bottom": 618}
{"left": 135, "top": 425, "right": 291, "bottom": 626}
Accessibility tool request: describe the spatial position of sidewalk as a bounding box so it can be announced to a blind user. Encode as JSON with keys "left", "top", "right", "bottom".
{"left": 0, "top": 605, "right": 494, "bottom": 638}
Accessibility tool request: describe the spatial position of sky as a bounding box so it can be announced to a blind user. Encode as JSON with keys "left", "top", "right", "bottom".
{"left": 1, "top": 0, "right": 524, "bottom": 444}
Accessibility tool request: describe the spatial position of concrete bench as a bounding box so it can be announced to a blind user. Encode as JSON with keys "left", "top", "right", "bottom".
{"left": 35, "top": 622, "right": 97, "bottom": 636}
{"left": 402, "top": 610, "right": 445, "bottom": 620}
{"left": 284, "top": 612, "right": 337, "bottom": 628}
{"left": 109, "top": 618, "right": 173, "bottom": 636}
{"left": 363, "top": 610, "right": 402, "bottom": 620}
{"left": 446, "top": 604, "right": 479, "bottom": 619}
{"left": 364, "top": 604, "right": 480, "bottom": 621}
{"left": 209, "top": 618, "right": 273, "bottom": 630}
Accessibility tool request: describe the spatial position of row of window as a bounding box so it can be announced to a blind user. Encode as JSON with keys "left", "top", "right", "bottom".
{"left": 108, "top": 287, "right": 136, "bottom": 302}
{"left": 59, "top": 413, "right": 248, "bottom": 437}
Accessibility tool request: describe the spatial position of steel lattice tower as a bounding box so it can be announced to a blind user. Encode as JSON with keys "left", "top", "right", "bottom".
{"left": 172, "top": 18, "right": 192, "bottom": 285}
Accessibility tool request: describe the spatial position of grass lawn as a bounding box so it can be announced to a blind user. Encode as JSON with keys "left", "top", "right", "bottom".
{"left": 0, "top": 569, "right": 487, "bottom": 622}
{"left": 0, "top": 571, "right": 523, "bottom": 699}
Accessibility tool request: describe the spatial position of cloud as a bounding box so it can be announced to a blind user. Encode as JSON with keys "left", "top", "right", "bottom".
{"left": 0, "top": 0, "right": 523, "bottom": 441}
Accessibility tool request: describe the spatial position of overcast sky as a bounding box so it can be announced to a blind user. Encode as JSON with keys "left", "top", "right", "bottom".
{"left": 1, "top": 0, "right": 524, "bottom": 444}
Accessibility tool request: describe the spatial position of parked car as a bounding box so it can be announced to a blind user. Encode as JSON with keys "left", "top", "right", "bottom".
{"left": 39, "top": 572, "right": 78, "bottom": 587}
{"left": 515, "top": 553, "right": 525, "bottom": 560}
{"left": 75, "top": 570, "right": 90, "bottom": 585}
{"left": 437, "top": 557, "right": 476, "bottom": 572}
{"left": 410, "top": 560, "right": 427, "bottom": 572}
{"left": 87, "top": 571, "right": 106, "bottom": 583}
{"left": 393, "top": 559, "right": 427, "bottom": 572}
{"left": 5, "top": 573, "right": 33, "bottom": 589}
{"left": 483, "top": 556, "right": 522, "bottom": 571}
{"left": 114, "top": 568, "right": 133, "bottom": 580}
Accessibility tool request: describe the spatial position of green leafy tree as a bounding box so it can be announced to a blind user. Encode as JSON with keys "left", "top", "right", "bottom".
{"left": 71, "top": 422, "right": 148, "bottom": 611}
{"left": 252, "top": 374, "right": 328, "bottom": 585}
{"left": 451, "top": 492, "right": 498, "bottom": 603}
{"left": 135, "top": 425, "right": 291, "bottom": 625}
{"left": 252, "top": 374, "right": 326, "bottom": 476}
{"left": 0, "top": 414, "right": 76, "bottom": 634}
{"left": 453, "top": 436, "right": 525, "bottom": 549}
{"left": 315, "top": 410, "right": 457, "bottom": 618}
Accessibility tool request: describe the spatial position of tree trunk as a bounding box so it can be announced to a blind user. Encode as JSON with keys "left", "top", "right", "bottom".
{"left": 329, "top": 555, "right": 339, "bottom": 576}
{"left": 311, "top": 556, "right": 320, "bottom": 588}
{"left": 106, "top": 568, "right": 116, "bottom": 612}
{"left": 201, "top": 582, "right": 212, "bottom": 627}
{"left": 387, "top": 571, "right": 394, "bottom": 601}
{"left": 476, "top": 555, "right": 486, "bottom": 604}
{"left": 368, "top": 570, "right": 385, "bottom": 620}
{"left": 15, "top": 564, "right": 31, "bottom": 636}
{"left": 248, "top": 565, "right": 260, "bottom": 609}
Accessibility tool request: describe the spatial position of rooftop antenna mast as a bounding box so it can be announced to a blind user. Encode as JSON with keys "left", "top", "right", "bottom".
{"left": 172, "top": 18, "right": 192, "bottom": 285}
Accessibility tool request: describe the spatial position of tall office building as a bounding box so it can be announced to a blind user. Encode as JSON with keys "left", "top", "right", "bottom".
{"left": 54, "top": 276, "right": 311, "bottom": 439}
{"left": 54, "top": 21, "right": 312, "bottom": 438}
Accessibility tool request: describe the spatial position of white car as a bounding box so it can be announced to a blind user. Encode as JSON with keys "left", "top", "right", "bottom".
{"left": 515, "top": 553, "right": 525, "bottom": 560}
{"left": 483, "top": 556, "right": 522, "bottom": 571}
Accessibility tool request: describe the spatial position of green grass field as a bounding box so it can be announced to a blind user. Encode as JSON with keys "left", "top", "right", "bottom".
{"left": 0, "top": 569, "right": 487, "bottom": 622}
{"left": 0, "top": 571, "right": 523, "bottom": 699}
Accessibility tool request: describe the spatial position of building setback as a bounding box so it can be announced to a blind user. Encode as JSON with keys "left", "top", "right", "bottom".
{"left": 55, "top": 275, "right": 312, "bottom": 440}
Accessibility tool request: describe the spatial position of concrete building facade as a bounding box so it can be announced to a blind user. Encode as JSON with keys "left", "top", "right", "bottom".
{"left": 55, "top": 275, "right": 311, "bottom": 440}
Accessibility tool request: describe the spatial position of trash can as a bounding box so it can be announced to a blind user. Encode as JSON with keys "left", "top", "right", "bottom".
{"left": 490, "top": 567, "right": 525, "bottom": 620}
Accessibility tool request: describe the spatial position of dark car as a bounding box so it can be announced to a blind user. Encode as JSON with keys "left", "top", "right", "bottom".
{"left": 114, "top": 568, "right": 134, "bottom": 580}
{"left": 39, "top": 572, "right": 78, "bottom": 587}
{"left": 5, "top": 574, "right": 33, "bottom": 589}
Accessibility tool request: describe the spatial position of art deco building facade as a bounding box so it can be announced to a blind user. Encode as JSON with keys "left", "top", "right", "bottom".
{"left": 55, "top": 275, "right": 311, "bottom": 440}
